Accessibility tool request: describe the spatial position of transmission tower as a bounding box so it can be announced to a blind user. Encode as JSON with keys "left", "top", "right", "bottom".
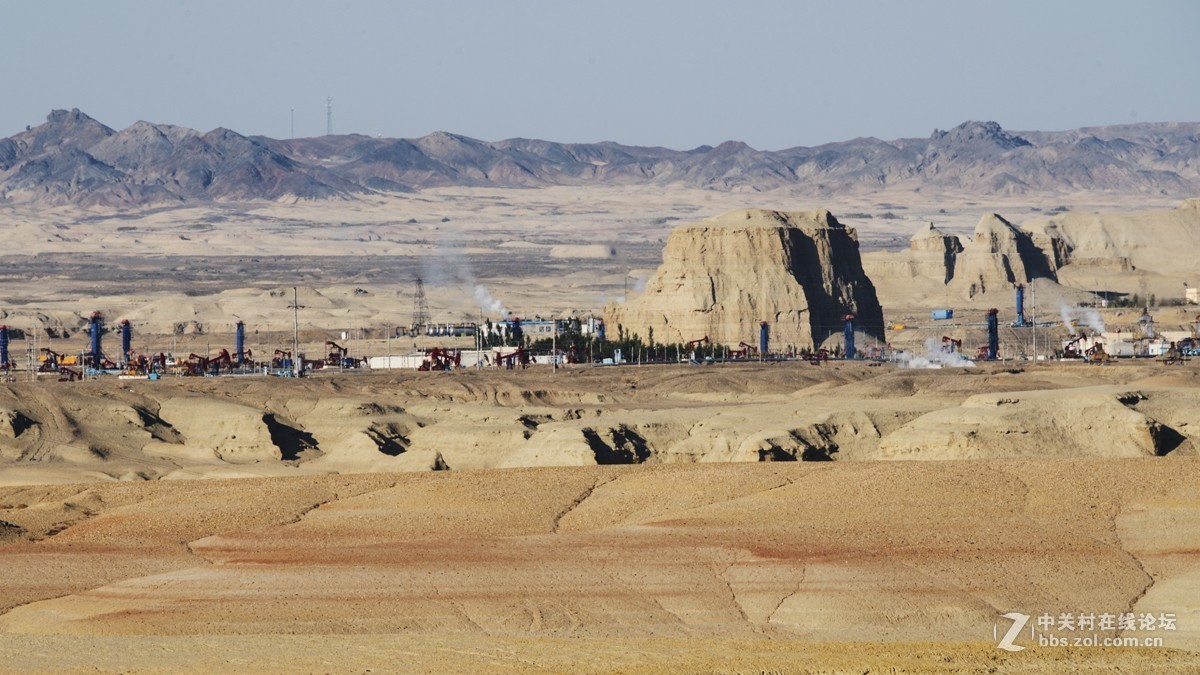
{"left": 325, "top": 96, "right": 333, "bottom": 135}
{"left": 412, "top": 276, "right": 431, "bottom": 328}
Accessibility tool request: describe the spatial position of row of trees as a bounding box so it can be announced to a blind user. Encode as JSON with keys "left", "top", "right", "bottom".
{"left": 523, "top": 323, "right": 836, "bottom": 363}
{"left": 1107, "top": 293, "right": 1189, "bottom": 308}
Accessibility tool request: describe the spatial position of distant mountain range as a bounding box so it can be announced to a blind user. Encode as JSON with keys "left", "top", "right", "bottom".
{"left": 1, "top": 108, "right": 1198, "bottom": 207}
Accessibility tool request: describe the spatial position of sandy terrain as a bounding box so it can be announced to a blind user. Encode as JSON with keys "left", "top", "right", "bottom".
{"left": 0, "top": 362, "right": 1197, "bottom": 670}
{"left": 2, "top": 361, "right": 1199, "bottom": 485}
{"left": 1, "top": 457, "right": 1198, "bottom": 672}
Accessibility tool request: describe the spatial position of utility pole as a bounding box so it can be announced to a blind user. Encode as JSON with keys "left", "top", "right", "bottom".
{"left": 27, "top": 329, "right": 36, "bottom": 382}
{"left": 325, "top": 96, "right": 333, "bottom": 136}
{"left": 1032, "top": 282, "right": 1037, "bottom": 362}
{"left": 290, "top": 107, "right": 295, "bottom": 139}
{"left": 291, "top": 286, "right": 302, "bottom": 377}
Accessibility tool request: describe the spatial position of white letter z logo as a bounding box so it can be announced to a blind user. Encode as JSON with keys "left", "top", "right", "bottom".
{"left": 996, "top": 612, "right": 1030, "bottom": 652}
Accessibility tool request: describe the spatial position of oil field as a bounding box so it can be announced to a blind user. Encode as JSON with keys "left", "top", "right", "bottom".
{"left": 3, "top": 3, "right": 1200, "bottom": 669}
{"left": 3, "top": 191, "right": 1200, "bottom": 671}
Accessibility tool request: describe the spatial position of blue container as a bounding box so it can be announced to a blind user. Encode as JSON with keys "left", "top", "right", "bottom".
{"left": 931, "top": 309, "right": 954, "bottom": 320}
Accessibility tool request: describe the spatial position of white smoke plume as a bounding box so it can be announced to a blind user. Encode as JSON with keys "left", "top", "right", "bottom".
{"left": 1060, "top": 304, "right": 1075, "bottom": 334}
{"left": 1059, "top": 303, "right": 1105, "bottom": 335}
{"left": 473, "top": 285, "right": 508, "bottom": 318}
{"left": 1082, "top": 308, "right": 1105, "bottom": 334}
{"left": 419, "top": 236, "right": 511, "bottom": 320}
{"left": 893, "top": 338, "right": 977, "bottom": 369}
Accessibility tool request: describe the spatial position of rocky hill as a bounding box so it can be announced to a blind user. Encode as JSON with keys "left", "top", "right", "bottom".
{"left": 862, "top": 200, "right": 1200, "bottom": 308}
{"left": 0, "top": 109, "right": 362, "bottom": 207}
{"left": 2, "top": 110, "right": 1199, "bottom": 207}
{"left": 604, "top": 209, "right": 884, "bottom": 350}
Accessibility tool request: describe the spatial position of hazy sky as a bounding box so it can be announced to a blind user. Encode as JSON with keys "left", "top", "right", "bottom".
{"left": 3, "top": 0, "right": 1196, "bottom": 149}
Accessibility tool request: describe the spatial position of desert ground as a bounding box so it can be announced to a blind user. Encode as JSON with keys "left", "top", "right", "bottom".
{"left": 1, "top": 456, "right": 1199, "bottom": 673}
{"left": 2, "top": 361, "right": 1200, "bottom": 671}
{"left": 2, "top": 185, "right": 1200, "bottom": 671}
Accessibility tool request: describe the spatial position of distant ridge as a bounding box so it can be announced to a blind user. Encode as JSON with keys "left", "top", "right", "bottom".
{"left": 1, "top": 109, "right": 1198, "bottom": 207}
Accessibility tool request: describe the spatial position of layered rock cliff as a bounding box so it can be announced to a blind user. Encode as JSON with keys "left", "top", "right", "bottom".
{"left": 866, "top": 222, "right": 964, "bottom": 286}
{"left": 910, "top": 222, "right": 965, "bottom": 284}
{"left": 949, "top": 213, "right": 1058, "bottom": 299}
{"left": 863, "top": 213, "right": 1066, "bottom": 307}
{"left": 1024, "top": 200, "right": 1200, "bottom": 277}
{"left": 605, "top": 209, "right": 884, "bottom": 350}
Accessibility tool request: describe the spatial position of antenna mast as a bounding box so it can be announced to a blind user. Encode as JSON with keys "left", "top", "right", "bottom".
{"left": 325, "top": 96, "right": 333, "bottom": 135}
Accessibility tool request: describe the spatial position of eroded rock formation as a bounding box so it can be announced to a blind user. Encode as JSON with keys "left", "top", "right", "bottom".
{"left": 949, "top": 213, "right": 1058, "bottom": 299}
{"left": 604, "top": 209, "right": 884, "bottom": 349}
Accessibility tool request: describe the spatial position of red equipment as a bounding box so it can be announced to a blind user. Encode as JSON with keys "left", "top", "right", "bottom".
{"left": 803, "top": 349, "right": 830, "bottom": 365}
{"left": 496, "top": 348, "right": 529, "bottom": 370}
{"left": 419, "top": 348, "right": 462, "bottom": 371}
{"left": 1062, "top": 333, "right": 1087, "bottom": 359}
{"left": 325, "top": 340, "right": 347, "bottom": 367}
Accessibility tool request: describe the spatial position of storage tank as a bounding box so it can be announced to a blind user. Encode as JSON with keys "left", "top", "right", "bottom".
{"left": 931, "top": 309, "right": 954, "bottom": 321}
{"left": 1013, "top": 285, "right": 1029, "bottom": 326}
{"left": 120, "top": 320, "right": 132, "bottom": 364}
{"left": 89, "top": 312, "right": 103, "bottom": 370}
{"left": 843, "top": 314, "right": 856, "bottom": 359}
{"left": 236, "top": 321, "right": 246, "bottom": 366}
{"left": 986, "top": 309, "right": 999, "bottom": 360}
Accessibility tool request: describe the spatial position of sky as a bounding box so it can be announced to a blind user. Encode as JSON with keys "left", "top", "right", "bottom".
{"left": 2, "top": 0, "right": 1197, "bottom": 150}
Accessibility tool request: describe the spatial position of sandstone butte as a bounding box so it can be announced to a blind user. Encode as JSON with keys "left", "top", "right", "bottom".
{"left": 605, "top": 208, "right": 885, "bottom": 350}
{"left": 865, "top": 199, "right": 1200, "bottom": 306}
